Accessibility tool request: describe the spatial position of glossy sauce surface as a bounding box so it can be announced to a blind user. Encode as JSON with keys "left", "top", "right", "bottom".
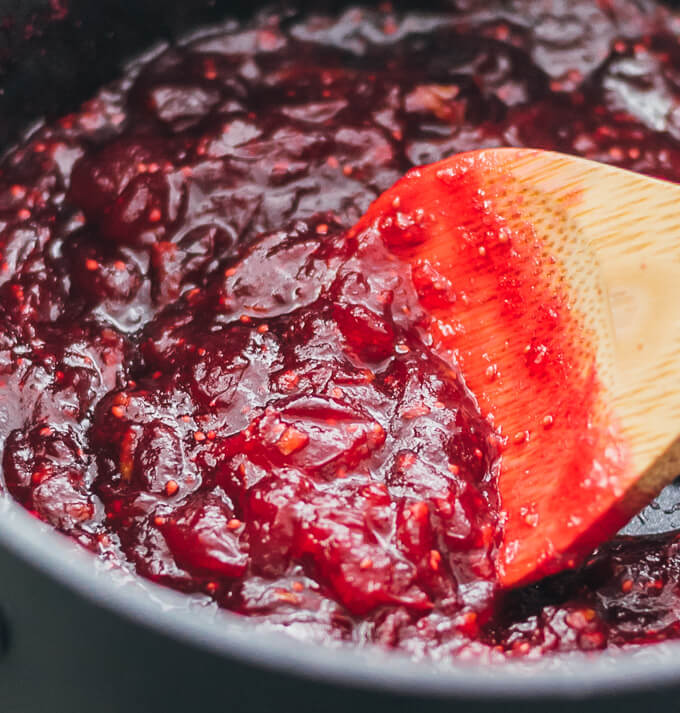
{"left": 2, "top": 0, "right": 680, "bottom": 660}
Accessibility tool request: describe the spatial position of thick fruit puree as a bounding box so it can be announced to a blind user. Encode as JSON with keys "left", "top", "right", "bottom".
{"left": 2, "top": 0, "right": 680, "bottom": 660}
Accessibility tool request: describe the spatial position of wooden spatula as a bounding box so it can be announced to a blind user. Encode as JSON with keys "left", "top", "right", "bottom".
{"left": 351, "top": 148, "right": 680, "bottom": 589}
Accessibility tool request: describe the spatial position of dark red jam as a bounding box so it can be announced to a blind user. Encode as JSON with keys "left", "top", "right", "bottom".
{"left": 2, "top": 0, "right": 680, "bottom": 660}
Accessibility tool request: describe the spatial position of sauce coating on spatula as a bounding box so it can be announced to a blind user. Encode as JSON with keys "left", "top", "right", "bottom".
{"left": 352, "top": 151, "right": 632, "bottom": 587}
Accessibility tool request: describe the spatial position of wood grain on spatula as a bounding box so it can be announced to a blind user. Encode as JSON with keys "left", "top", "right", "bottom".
{"left": 350, "top": 148, "right": 680, "bottom": 588}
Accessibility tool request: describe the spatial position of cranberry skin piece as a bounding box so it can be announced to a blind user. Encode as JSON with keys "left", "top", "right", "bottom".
{"left": 126, "top": 421, "right": 185, "bottom": 494}
{"left": 294, "top": 490, "right": 433, "bottom": 616}
{"left": 99, "top": 172, "right": 174, "bottom": 246}
{"left": 147, "top": 84, "right": 221, "bottom": 130}
{"left": 3, "top": 425, "right": 95, "bottom": 532}
{"left": 185, "top": 327, "right": 252, "bottom": 409}
{"left": 63, "top": 234, "right": 142, "bottom": 305}
{"left": 75, "top": 256, "right": 142, "bottom": 304}
{"left": 160, "top": 494, "right": 248, "bottom": 578}
{"left": 150, "top": 242, "right": 183, "bottom": 305}
{"left": 90, "top": 388, "right": 198, "bottom": 494}
{"left": 332, "top": 303, "right": 395, "bottom": 362}
{"left": 238, "top": 397, "right": 386, "bottom": 477}
{"left": 69, "top": 138, "right": 169, "bottom": 218}
{"left": 68, "top": 138, "right": 187, "bottom": 246}
{"left": 239, "top": 470, "right": 303, "bottom": 577}
{"left": 1, "top": 255, "right": 68, "bottom": 328}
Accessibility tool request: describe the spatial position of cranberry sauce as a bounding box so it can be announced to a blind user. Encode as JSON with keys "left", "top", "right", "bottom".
{"left": 1, "top": 0, "right": 680, "bottom": 660}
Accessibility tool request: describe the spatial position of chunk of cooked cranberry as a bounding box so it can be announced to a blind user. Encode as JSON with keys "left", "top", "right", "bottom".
{"left": 387, "top": 441, "right": 458, "bottom": 501}
{"left": 149, "top": 241, "right": 184, "bottom": 306}
{"left": 123, "top": 420, "right": 186, "bottom": 493}
{"left": 31, "top": 471, "right": 97, "bottom": 533}
{"left": 0, "top": 321, "right": 129, "bottom": 437}
{"left": 0, "top": 255, "right": 68, "bottom": 329}
{"left": 3, "top": 424, "right": 96, "bottom": 532}
{"left": 411, "top": 259, "right": 456, "bottom": 309}
{"left": 237, "top": 396, "right": 385, "bottom": 477}
{"left": 28, "top": 324, "right": 132, "bottom": 422}
{"left": 185, "top": 325, "right": 255, "bottom": 408}
{"left": 160, "top": 492, "right": 248, "bottom": 578}
{"left": 233, "top": 573, "right": 354, "bottom": 644}
{"left": 150, "top": 224, "right": 229, "bottom": 306}
{"left": 332, "top": 303, "right": 395, "bottom": 362}
{"left": 63, "top": 232, "right": 142, "bottom": 306}
{"left": 70, "top": 138, "right": 162, "bottom": 216}
{"left": 0, "top": 223, "right": 52, "bottom": 289}
{"left": 0, "top": 311, "right": 19, "bottom": 373}
{"left": 292, "top": 483, "right": 433, "bottom": 616}
{"left": 237, "top": 468, "right": 305, "bottom": 576}
{"left": 147, "top": 84, "right": 222, "bottom": 131}
{"left": 138, "top": 300, "right": 197, "bottom": 371}
{"left": 139, "top": 314, "right": 280, "bottom": 432}
{"left": 173, "top": 223, "right": 232, "bottom": 278}
{"left": 329, "top": 267, "right": 400, "bottom": 362}
{"left": 89, "top": 388, "right": 197, "bottom": 492}
{"left": 112, "top": 514, "right": 197, "bottom": 589}
{"left": 99, "top": 171, "right": 185, "bottom": 246}
{"left": 68, "top": 138, "right": 189, "bottom": 246}
{"left": 396, "top": 499, "right": 436, "bottom": 561}
{"left": 218, "top": 225, "right": 340, "bottom": 319}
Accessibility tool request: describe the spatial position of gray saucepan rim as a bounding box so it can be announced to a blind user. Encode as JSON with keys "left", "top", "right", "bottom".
{"left": 0, "top": 497, "right": 679, "bottom": 701}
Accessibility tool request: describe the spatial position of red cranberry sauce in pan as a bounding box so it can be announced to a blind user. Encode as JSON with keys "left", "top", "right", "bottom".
{"left": 2, "top": 0, "right": 680, "bottom": 660}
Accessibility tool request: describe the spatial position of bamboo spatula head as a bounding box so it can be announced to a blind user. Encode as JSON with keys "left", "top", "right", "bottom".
{"left": 351, "top": 148, "right": 680, "bottom": 588}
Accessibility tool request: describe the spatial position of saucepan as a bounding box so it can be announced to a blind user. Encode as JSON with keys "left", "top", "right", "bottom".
{"left": 0, "top": 1, "right": 679, "bottom": 711}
